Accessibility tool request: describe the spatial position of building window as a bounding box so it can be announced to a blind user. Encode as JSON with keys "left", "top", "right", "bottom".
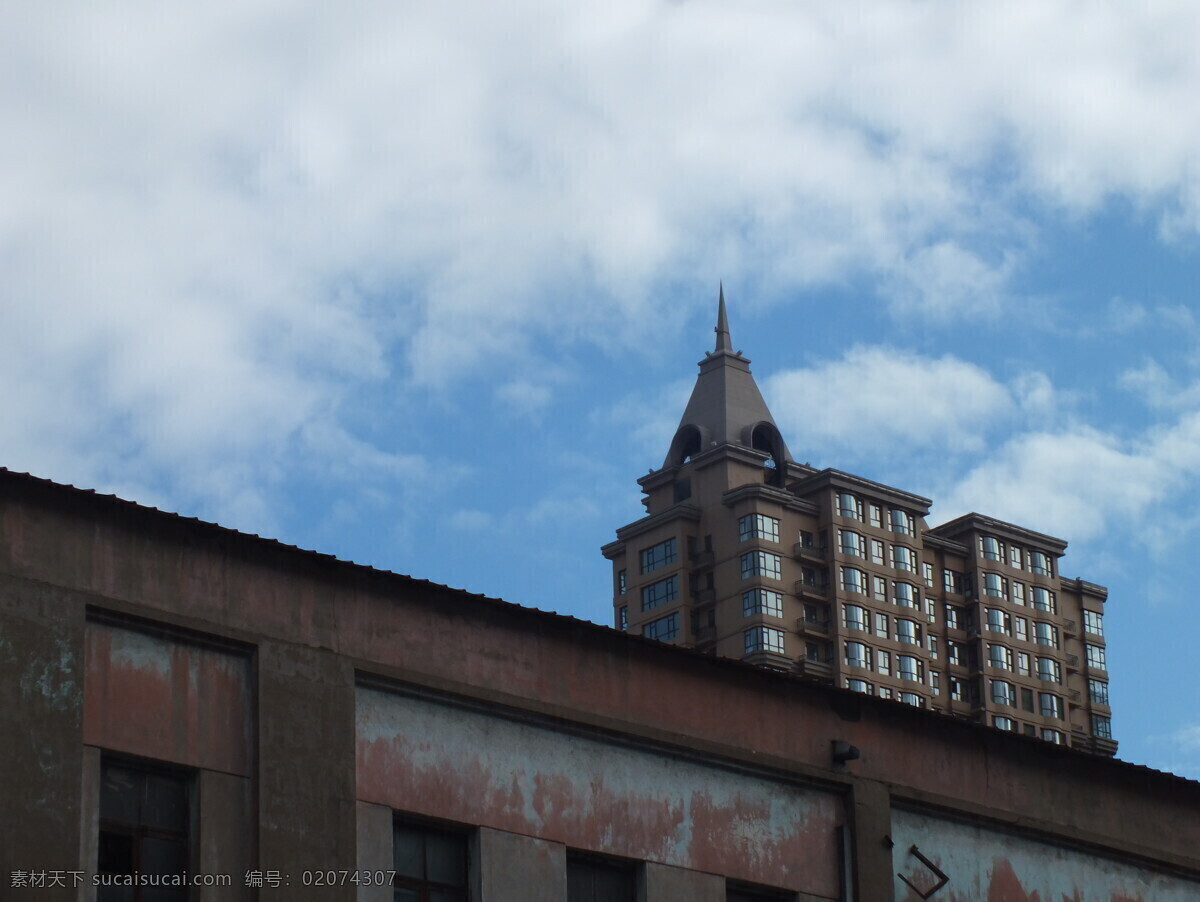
{"left": 641, "top": 576, "right": 678, "bottom": 611}
{"left": 1089, "top": 679, "right": 1109, "bottom": 705}
{"left": 897, "top": 655, "right": 922, "bottom": 682}
{"left": 617, "top": 607, "right": 627, "bottom": 631}
{"left": 988, "top": 644, "right": 1011, "bottom": 671}
{"left": 985, "top": 608, "right": 1009, "bottom": 634}
{"left": 930, "top": 670, "right": 941, "bottom": 694}
{"left": 1014, "top": 617, "right": 1028, "bottom": 642}
{"left": 1084, "top": 610, "right": 1104, "bottom": 636}
{"left": 1092, "top": 714, "right": 1113, "bottom": 740}
{"left": 744, "top": 627, "right": 785, "bottom": 655}
{"left": 872, "top": 575, "right": 887, "bottom": 600}
{"left": 1030, "top": 551, "right": 1052, "bottom": 576}
{"left": 993, "top": 716, "right": 1015, "bottom": 731}
{"left": 874, "top": 612, "right": 889, "bottom": 639}
{"left": 1011, "top": 581, "right": 1025, "bottom": 605}
{"left": 840, "top": 567, "right": 866, "bottom": 594}
{"left": 876, "top": 649, "right": 891, "bottom": 675}
{"left": 739, "top": 513, "right": 780, "bottom": 543}
{"left": 950, "top": 677, "right": 967, "bottom": 701}
{"left": 98, "top": 758, "right": 191, "bottom": 901}
{"left": 991, "top": 679, "right": 1015, "bottom": 706}
{"left": 867, "top": 539, "right": 884, "bottom": 565}
{"left": 1035, "top": 657, "right": 1060, "bottom": 683}
{"left": 1031, "top": 587, "right": 1055, "bottom": 613}
{"left": 983, "top": 572, "right": 1006, "bottom": 598}
{"left": 844, "top": 641, "right": 871, "bottom": 669}
{"left": 839, "top": 529, "right": 863, "bottom": 557}
{"left": 895, "top": 619, "right": 921, "bottom": 645}
{"left": 1086, "top": 643, "right": 1107, "bottom": 670}
{"left": 617, "top": 570, "right": 626, "bottom": 596}
{"left": 742, "top": 588, "right": 783, "bottom": 618}
{"left": 1041, "top": 729, "right": 1065, "bottom": 744}
{"left": 899, "top": 692, "right": 923, "bottom": 707}
{"left": 981, "top": 536, "right": 1002, "bottom": 561}
{"left": 1039, "top": 692, "right": 1063, "bottom": 720}
{"left": 928, "top": 635, "right": 939, "bottom": 659}
{"left": 922, "top": 562, "right": 934, "bottom": 588}
{"left": 846, "top": 678, "right": 873, "bottom": 695}
{"left": 947, "top": 641, "right": 962, "bottom": 666}
{"left": 639, "top": 539, "right": 676, "bottom": 574}
{"left": 741, "top": 551, "right": 782, "bottom": 581}
{"left": 1034, "top": 622, "right": 1059, "bottom": 648}
{"left": 893, "top": 581, "right": 918, "bottom": 609}
{"left": 891, "top": 545, "right": 916, "bottom": 573}
{"left": 869, "top": 504, "right": 883, "bottom": 528}
{"left": 1007, "top": 544, "right": 1022, "bottom": 569}
{"left": 889, "top": 509, "right": 914, "bottom": 536}
{"left": 836, "top": 492, "right": 862, "bottom": 520}
{"left": 878, "top": 687, "right": 893, "bottom": 699}
{"left": 642, "top": 613, "right": 679, "bottom": 642}
{"left": 944, "top": 605, "right": 961, "bottom": 630}
{"left": 943, "top": 569, "right": 964, "bottom": 595}
{"left": 843, "top": 604, "right": 869, "bottom": 632}
{"left": 567, "top": 854, "right": 636, "bottom": 902}
{"left": 393, "top": 820, "right": 469, "bottom": 902}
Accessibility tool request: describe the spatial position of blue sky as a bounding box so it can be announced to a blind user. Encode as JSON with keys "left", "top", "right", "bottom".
{"left": 3, "top": 2, "right": 1199, "bottom": 778}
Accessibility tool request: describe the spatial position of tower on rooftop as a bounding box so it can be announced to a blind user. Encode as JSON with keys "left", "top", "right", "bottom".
{"left": 602, "top": 288, "right": 1116, "bottom": 755}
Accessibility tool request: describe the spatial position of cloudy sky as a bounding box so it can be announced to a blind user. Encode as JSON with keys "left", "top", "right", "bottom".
{"left": 3, "top": 1, "right": 1199, "bottom": 777}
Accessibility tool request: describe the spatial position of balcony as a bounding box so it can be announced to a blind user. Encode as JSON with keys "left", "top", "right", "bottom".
{"left": 795, "top": 657, "right": 833, "bottom": 682}
{"left": 794, "top": 578, "right": 830, "bottom": 599}
{"left": 795, "top": 615, "right": 831, "bottom": 636}
{"left": 692, "top": 587, "right": 715, "bottom": 605}
{"left": 689, "top": 549, "right": 715, "bottom": 569}
{"left": 1063, "top": 618, "right": 1078, "bottom": 636}
{"left": 1065, "top": 653, "right": 1080, "bottom": 671}
{"left": 743, "top": 649, "right": 794, "bottom": 672}
{"left": 792, "top": 541, "right": 827, "bottom": 563}
{"left": 693, "top": 624, "right": 716, "bottom": 644}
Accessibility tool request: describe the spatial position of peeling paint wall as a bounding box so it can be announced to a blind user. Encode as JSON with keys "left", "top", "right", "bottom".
{"left": 356, "top": 686, "right": 843, "bottom": 900}
{"left": 83, "top": 621, "right": 252, "bottom": 775}
{"left": 891, "top": 807, "right": 1200, "bottom": 902}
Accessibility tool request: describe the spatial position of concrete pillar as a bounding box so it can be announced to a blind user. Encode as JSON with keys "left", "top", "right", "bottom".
{"left": 198, "top": 769, "right": 254, "bottom": 901}
{"left": 641, "top": 862, "right": 724, "bottom": 902}
{"left": 0, "top": 581, "right": 85, "bottom": 902}
{"left": 78, "top": 747, "right": 100, "bottom": 902}
{"left": 356, "top": 802, "right": 393, "bottom": 902}
{"left": 476, "top": 828, "right": 566, "bottom": 902}
{"left": 258, "top": 641, "right": 357, "bottom": 901}
{"left": 848, "top": 777, "right": 894, "bottom": 902}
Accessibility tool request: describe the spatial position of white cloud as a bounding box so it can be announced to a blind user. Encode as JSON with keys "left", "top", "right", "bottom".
{"left": 766, "top": 347, "right": 1020, "bottom": 457}
{"left": 939, "top": 410, "right": 1200, "bottom": 544}
{"left": 5, "top": 1, "right": 1200, "bottom": 519}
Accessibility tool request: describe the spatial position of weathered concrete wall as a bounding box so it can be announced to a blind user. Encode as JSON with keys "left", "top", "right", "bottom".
{"left": 259, "top": 641, "right": 357, "bottom": 901}
{"left": 83, "top": 620, "right": 252, "bottom": 775}
{"left": 892, "top": 807, "right": 1200, "bottom": 902}
{"left": 4, "top": 473, "right": 1200, "bottom": 898}
{"left": 355, "top": 802, "right": 392, "bottom": 902}
{"left": 0, "top": 579, "right": 84, "bottom": 899}
{"left": 356, "top": 685, "right": 843, "bottom": 899}
{"left": 642, "top": 862, "right": 723, "bottom": 902}
{"left": 477, "top": 828, "right": 567, "bottom": 902}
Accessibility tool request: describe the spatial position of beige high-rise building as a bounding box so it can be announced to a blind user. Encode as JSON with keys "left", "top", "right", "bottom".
{"left": 603, "top": 291, "right": 1116, "bottom": 755}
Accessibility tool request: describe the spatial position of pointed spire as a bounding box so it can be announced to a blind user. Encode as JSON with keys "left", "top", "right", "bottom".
{"left": 714, "top": 282, "right": 731, "bottom": 352}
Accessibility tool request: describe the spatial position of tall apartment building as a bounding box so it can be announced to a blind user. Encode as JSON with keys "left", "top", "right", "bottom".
{"left": 603, "top": 291, "right": 1116, "bottom": 755}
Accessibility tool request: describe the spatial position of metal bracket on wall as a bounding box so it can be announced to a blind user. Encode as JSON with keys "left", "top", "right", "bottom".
{"left": 897, "top": 845, "right": 949, "bottom": 900}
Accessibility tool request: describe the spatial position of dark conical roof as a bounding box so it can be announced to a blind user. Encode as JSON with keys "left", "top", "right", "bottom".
{"left": 663, "top": 288, "right": 792, "bottom": 468}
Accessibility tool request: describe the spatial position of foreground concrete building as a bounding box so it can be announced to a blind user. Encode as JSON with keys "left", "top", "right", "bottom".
{"left": 604, "top": 294, "right": 1115, "bottom": 755}
{"left": 1, "top": 471, "right": 1198, "bottom": 896}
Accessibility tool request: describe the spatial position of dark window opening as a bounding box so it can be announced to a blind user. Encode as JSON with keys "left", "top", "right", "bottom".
{"left": 98, "top": 758, "right": 192, "bottom": 902}
{"left": 393, "top": 819, "right": 469, "bottom": 902}
{"left": 567, "top": 853, "right": 636, "bottom": 902}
